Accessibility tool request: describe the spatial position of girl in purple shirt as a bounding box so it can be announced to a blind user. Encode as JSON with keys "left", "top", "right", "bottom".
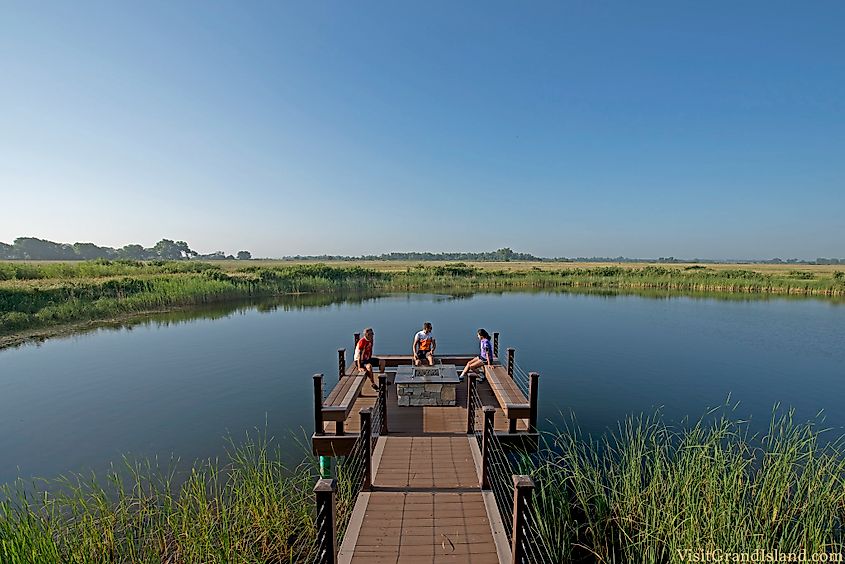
{"left": 460, "top": 328, "right": 494, "bottom": 381}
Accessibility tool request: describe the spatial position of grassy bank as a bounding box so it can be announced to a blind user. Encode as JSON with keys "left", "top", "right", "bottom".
{"left": 3, "top": 411, "right": 844, "bottom": 563}
{"left": 2, "top": 260, "right": 843, "bottom": 337}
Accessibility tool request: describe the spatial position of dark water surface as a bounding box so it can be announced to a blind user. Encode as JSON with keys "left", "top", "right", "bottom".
{"left": 1, "top": 291, "right": 843, "bottom": 487}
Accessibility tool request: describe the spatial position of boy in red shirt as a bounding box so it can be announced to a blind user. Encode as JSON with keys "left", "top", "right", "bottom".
{"left": 355, "top": 327, "right": 384, "bottom": 390}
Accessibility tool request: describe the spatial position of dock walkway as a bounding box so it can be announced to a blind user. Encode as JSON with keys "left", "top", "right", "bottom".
{"left": 340, "top": 435, "right": 503, "bottom": 563}
{"left": 311, "top": 338, "right": 554, "bottom": 564}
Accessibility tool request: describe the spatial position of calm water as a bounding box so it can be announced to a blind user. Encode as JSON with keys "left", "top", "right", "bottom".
{"left": 1, "top": 291, "right": 844, "bottom": 487}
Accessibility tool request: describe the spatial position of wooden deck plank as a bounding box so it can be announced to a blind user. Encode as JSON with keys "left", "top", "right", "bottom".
{"left": 341, "top": 436, "right": 503, "bottom": 563}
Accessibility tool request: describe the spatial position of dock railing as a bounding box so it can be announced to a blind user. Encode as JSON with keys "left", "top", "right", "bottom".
{"left": 314, "top": 407, "right": 368, "bottom": 564}
{"left": 467, "top": 372, "right": 555, "bottom": 564}
{"left": 313, "top": 374, "right": 388, "bottom": 564}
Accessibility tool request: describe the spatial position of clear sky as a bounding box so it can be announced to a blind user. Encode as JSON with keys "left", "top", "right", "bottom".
{"left": 1, "top": 1, "right": 843, "bottom": 259}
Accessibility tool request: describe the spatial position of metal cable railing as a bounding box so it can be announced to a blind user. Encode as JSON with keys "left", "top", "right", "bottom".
{"left": 371, "top": 389, "right": 383, "bottom": 446}
{"left": 484, "top": 420, "right": 515, "bottom": 539}
{"left": 333, "top": 416, "right": 368, "bottom": 542}
{"left": 477, "top": 380, "right": 556, "bottom": 564}
{"left": 314, "top": 498, "right": 332, "bottom": 563}
{"left": 512, "top": 361, "right": 532, "bottom": 397}
{"left": 470, "top": 382, "right": 484, "bottom": 450}
{"left": 517, "top": 499, "right": 558, "bottom": 564}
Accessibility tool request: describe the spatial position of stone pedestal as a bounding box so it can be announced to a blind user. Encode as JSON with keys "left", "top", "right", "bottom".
{"left": 395, "top": 365, "right": 460, "bottom": 407}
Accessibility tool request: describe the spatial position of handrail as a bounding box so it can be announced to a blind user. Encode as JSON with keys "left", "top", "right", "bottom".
{"left": 317, "top": 409, "right": 370, "bottom": 563}
{"left": 478, "top": 401, "right": 556, "bottom": 564}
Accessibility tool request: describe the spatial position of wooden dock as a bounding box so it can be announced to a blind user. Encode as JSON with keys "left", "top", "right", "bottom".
{"left": 311, "top": 335, "right": 555, "bottom": 564}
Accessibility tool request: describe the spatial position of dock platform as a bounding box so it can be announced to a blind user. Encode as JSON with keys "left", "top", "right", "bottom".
{"left": 311, "top": 335, "right": 555, "bottom": 564}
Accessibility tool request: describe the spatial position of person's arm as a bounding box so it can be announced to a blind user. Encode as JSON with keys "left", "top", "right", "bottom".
{"left": 412, "top": 334, "right": 419, "bottom": 355}
{"left": 354, "top": 341, "right": 364, "bottom": 370}
{"left": 431, "top": 337, "right": 436, "bottom": 353}
{"left": 486, "top": 341, "right": 493, "bottom": 365}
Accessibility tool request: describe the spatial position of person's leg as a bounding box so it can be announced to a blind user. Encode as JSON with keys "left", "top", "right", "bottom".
{"left": 478, "top": 361, "right": 488, "bottom": 381}
{"left": 460, "top": 357, "right": 482, "bottom": 377}
{"left": 426, "top": 352, "right": 434, "bottom": 366}
{"left": 364, "top": 362, "right": 376, "bottom": 388}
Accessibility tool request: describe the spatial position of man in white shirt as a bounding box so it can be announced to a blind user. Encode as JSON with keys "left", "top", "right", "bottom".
{"left": 412, "top": 322, "right": 436, "bottom": 366}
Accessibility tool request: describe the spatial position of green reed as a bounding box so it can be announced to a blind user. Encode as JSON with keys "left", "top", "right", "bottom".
{"left": 0, "top": 436, "right": 318, "bottom": 564}
{"left": 529, "top": 408, "right": 845, "bottom": 563}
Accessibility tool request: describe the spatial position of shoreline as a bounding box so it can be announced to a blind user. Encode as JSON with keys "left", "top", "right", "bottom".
{"left": 2, "top": 283, "right": 842, "bottom": 352}
{"left": 2, "top": 261, "right": 843, "bottom": 350}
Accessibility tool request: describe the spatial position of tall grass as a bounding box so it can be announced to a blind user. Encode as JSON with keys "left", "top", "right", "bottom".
{"left": 0, "top": 436, "right": 318, "bottom": 564}
{"left": 529, "top": 408, "right": 845, "bottom": 563}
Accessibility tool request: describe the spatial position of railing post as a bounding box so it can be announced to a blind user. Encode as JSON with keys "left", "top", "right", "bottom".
{"left": 378, "top": 374, "right": 388, "bottom": 435}
{"left": 360, "top": 408, "right": 373, "bottom": 491}
{"left": 507, "top": 348, "right": 515, "bottom": 379}
{"left": 493, "top": 332, "right": 500, "bottom": 358}
{"left": 528, "top": 372, "right": 539, "bottom": 432}
{"left": 314, "top": 478, "right": 337, "bottom": 564}
{"left": 313, "top": 374, "right": 324, "bottom": 436}
{"left": 337, "top": 349, "right": 346, "bottom": 380}
{"left": 466, "top": 373, "right": 477, "bottom": 434}
{"left": 511, "top": 475, "right": 535, "bottom": 564}
{"left": 481, "top": 406, "right": 496, "bottom": 489}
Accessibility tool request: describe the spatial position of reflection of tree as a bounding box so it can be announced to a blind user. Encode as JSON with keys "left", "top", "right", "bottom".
{"left": 4, "top": 287, "right": 841, "bottom": 352}
{"left": 114, "top": 292, "right": 390, "bottom": 332}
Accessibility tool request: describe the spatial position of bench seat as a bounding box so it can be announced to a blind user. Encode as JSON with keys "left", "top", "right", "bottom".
{"left": 323, "top": 373, "right": 366, "bottom": 423}
{"left": 484, "top": 365, "right": 531, "bottom": 420}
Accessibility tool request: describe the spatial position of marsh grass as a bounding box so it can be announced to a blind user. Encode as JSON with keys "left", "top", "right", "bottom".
{"left": 0, "top": 436, "right": 318, "bottom": 564}
{"left": 529, "top": 408, "right": 845, "bottom": 563}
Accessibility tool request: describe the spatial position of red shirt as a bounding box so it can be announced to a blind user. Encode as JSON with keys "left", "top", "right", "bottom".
{"left": 356, "top": 338, "right": 373, "bottom": 362}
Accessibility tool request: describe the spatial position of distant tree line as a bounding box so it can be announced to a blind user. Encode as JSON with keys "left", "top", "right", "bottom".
{"left": 0, "top": 237, "right": 252, "bottom": 261}
{"left": 1, "top": 237, "right": 840, "bottom": 264}
{"left": 285, "top": 248, "right": 540, "bottom": 262}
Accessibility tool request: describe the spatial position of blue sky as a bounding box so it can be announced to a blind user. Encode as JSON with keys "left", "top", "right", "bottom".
{"left": 1, "top": 1, "right": 843, "bottom": 258}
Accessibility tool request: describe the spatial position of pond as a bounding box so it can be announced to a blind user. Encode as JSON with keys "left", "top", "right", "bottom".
{"left": 1, "top": 291, "right": 843, "bottom": 487}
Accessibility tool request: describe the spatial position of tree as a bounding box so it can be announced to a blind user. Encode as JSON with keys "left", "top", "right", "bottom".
{"left": 117, "top": 244, "right": 148, "bottom": 260}
{"left": 175, "top": 240, "right": 197, "bottom": 259}
{"left": 0, "top": 242, "right": 15, "bottom": 259}
{"left": 72, "top": 242, "right": 113, "bottom": 260}
{"left": 236, "top": 251, "right": 252, "bottom": 260}
{"left": 495, "top": 247, "right": 514, "bottom": 262}
{"left": 152, "top": 239, "right": 196, "bottom": 260}
{"left": 14, "top": 237, "right": 75, "bottom": 260}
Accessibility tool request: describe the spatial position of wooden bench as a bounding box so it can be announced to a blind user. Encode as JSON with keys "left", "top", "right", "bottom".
{"left": 313, "top": 372, "right": 366, "bottom": 436}
{"left": 483, "top": 365, "right": 532, "bottom": 433}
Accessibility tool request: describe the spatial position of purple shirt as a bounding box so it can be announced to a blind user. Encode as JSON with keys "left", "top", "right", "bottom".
{"left": 480, "top": 338, "right": 492, "bottom": 361}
